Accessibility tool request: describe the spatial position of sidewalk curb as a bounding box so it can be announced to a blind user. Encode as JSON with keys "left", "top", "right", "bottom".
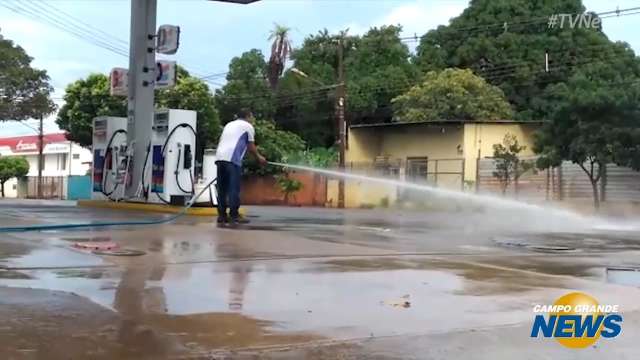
{"left": 77, "top": 200, "right": 245, "bottom": 217}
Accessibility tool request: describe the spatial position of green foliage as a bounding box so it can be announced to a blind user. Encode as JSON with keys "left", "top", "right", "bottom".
{"left": 215, "top": 49, "right": 274, "bottom": 122}
{"left": 244, "top": 119, "right": 306, "bottom": 176}
{"left": 268, "top": 24, "right": 292, "bottom": 90}
{"left": 277, "top": 26, "right": 417, "bottom": 146}
{"left": 284, "top": 147, "right": 338, "bottom": 168}
{"left": 57, "top": 68, "right": 219, "bottom": 152}
{"left": 275, "top": 172, "right": 303, "bottom": 204}
{"left": 56, "top": 73, "right": 127, "bottom": 147}
{"left": 156, "top": 72, "right": 221, "bottom": 157}
{"left": 0, "top": 32, "right": 55, "bottom": 121}
{"left": 413, "top": 0, "right": 640, "bottom": 120}
{"left": 534, "top": 65, "right": 640, "bottom": 209}
{"left": 392, "top": 68, "right": 513, "bottom": 122}
{"left": 492, "top": 133, "right": 533, "bottom": 195}
{"left": 0, "top": 156, "right": 29, "bottom": 197}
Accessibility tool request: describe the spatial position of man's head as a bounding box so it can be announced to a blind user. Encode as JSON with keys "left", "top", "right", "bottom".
{"left": 237, "top": 109, "right": 254, "bottom": 123}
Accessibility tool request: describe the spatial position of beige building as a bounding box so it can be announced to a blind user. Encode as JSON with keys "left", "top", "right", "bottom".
{"left": 327, "top": 120, "right": 542, "bottom": 208}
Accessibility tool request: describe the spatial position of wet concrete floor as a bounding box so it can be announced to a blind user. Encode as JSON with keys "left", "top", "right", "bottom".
{"left": 1, "top": 200, "right": 640, "bottom": 359}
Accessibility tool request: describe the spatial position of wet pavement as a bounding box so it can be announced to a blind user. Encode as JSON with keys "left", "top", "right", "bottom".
{"left": 1, "top": 200, "right": 640, "bottom": 359}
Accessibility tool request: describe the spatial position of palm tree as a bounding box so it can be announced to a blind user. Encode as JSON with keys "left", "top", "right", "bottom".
{"left": 267, "top": 23, "right": 292, "bottom": 89}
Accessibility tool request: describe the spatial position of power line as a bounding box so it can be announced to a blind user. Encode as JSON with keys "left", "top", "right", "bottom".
{"left": 2, "top": 1, "right": 226, "bottom": 86}
{"left": 399, "top": 6, "right": 640, "bottom": 43}
{"left": 2, "top": 1, "right": 128, "bottom": 57}
{"left": 16, "top": 121, "right": 40, "bottom": 134}
{"left": 216, "top": 52, "right": 631, "bottom": 107}
{"left": 33, "top": 0, "right": 129, "bottom": 47}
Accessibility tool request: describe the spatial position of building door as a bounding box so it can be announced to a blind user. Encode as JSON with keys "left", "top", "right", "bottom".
{"left": 406, "top": 157, "right": 428, "bottom": 182}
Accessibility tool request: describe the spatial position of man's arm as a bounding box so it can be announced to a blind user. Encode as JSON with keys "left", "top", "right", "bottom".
{"left": 247, "top": 142, "right": 267, "bottom": 166}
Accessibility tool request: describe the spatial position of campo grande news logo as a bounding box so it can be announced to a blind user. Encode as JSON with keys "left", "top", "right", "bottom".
{"left": 530, "top": 292, "right": 622, "bottom": 348}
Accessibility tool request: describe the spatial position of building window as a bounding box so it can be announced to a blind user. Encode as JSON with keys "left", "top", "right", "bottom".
{"left": 62, "top": 153, "right": 67, "bottom": 171}
{"left": 72, "top": 153, "right": 80, "bottom": 159}
{"left": 58, "top": 153, "right": 68, "bottom": 171}
{"left": 12, "top": 184, "right": 16, "bottom": 190}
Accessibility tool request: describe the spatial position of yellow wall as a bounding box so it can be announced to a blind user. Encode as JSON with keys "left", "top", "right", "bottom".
{"left": 462, "top": 123, "right": 539, "bottom": 182}
{"left": 346, "top": 128, "right": 381, "bottom": 163}
{"left": 333, "top": 124, "right": 465, "bottom": 208}
{"left": 333, "top": 122, "right": 541, "bottom": 208}
{"left": 348, "top": 124, "right": 463, "bottom": 162}
{"left": 327, "top": 179, "right": 396, "bottom": 208}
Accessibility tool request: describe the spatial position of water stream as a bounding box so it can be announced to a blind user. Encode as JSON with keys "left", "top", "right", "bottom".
{"left": 268, "top": 162, "right": 631, "bottom": 232}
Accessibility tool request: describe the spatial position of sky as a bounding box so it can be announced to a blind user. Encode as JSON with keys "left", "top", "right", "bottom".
{"left": 1, "top": 0, "right": 639, "bottom": 137}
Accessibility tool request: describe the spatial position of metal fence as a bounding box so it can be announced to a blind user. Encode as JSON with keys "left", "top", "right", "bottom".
{"left": 22, "top": 176, "right": 65, "bottom": 199}
{"left": 347, "top": 157, "right": 465, "bottom": 190}
{"left": 478, "top": 158, "right": 640, "bottom": 203}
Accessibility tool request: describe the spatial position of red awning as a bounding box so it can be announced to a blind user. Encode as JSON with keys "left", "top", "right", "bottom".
{"left": 0, "top": 133, "right": 68, "bottom": 153}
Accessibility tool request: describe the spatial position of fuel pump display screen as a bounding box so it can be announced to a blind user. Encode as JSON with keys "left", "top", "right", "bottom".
{"left": 151, "top": 145, "right": 165, "bottom": 193}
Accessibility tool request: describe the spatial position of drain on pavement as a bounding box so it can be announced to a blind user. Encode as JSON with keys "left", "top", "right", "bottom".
{"left": 526, "top": 245, "right": 577, "bottom": 253}
{"left": 92, "top": 249, "right": 146, "bottom": 256}
{"left": 73, "top": 241, "right": 119, "bottom": 251}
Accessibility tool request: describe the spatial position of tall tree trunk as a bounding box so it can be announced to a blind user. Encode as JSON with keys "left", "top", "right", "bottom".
{"left": 590, "top": 178, "right": 600, "bottom": 211}
{"left": 0, "top": 181, "right": 4, "bottom": 198}
{"left": 578, "top": 161, "right": 600, "bottom": 211}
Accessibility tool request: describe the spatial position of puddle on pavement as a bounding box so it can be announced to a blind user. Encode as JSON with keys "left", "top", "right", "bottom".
{"left": 5, "top": 246, "right": 106, "bottom": 269}
{"left": 0, "top": 269, "right": 32, "bottom": 279}
{"left": 0, "top": 287, "right": 315, "bottom": 359}
{"left": 323, "top": 257, "right": 576, "bottom": 296}
{"left": 0, "top": 259, "right": 545, "bottom": 340}
{"left": 606, "top": 267, "right": 640, "bottom": 287}
{"left": 494, "top": 232, "right": 640, "bottom": 254}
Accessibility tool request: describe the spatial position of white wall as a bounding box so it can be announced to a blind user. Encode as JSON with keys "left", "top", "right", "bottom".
{"left": 20, "top": 143, "right": 92, "bottom": 177}
{"left": 2, "top": 178, "right": 18, "bottom": 198}
{"left": 0, "top": 141, "right": 92, "bottom": 198}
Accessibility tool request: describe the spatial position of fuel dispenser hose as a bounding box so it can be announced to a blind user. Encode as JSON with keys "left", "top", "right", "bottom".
{"left": 0, "top": 177, "right": 218, "bottom": 233}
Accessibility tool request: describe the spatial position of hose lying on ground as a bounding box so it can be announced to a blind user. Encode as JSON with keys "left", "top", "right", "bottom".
{"left": 0, "top": 177, "right": 218, "bottom": 233}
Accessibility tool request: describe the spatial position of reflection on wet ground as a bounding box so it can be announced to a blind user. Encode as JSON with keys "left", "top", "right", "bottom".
{"left": 606, "top": 267, "right": 640, "bottom": 287}
{"left": 2, "top": 203, "right": 640, "bottom": 358}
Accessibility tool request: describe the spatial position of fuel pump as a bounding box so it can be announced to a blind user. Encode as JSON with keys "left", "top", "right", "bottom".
{"left": 92, "top": 116, "right": 128, "bottom": 201}
{"left": 145, "top": 109, "right": 197, "bottom": 205}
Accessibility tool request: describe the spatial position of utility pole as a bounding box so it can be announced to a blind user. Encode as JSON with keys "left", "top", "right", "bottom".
{"left": 336, "top": 37, "right": 346, "bottom": 209}
{"left": 37, "top": 115, "right": 44, "bottom": 199}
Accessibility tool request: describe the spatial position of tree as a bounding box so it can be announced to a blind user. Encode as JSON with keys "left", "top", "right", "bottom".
{"left": 57, "top": 69, "right": 219, "bottom": 154}
{"left": 534, "top": 67, "right": 640, "bottom": 210}
{"left": 215, "top": 49, "right": 274, "bottom": 123}
{"left": 413, "top": 0, "right": 640, "bottom": 120}
{"left": 267, "top": 24, "right": 292, "bottom": 90}
{"left": 492, "top": 133, "right": 534, "bottom": 195}
{"left": 285, "top": 147, "right": 338, "bottom": 168}
{"left": 277, "top": 26, "right": 417, "bottom": 146}
{"left": 244, "top": 119, "right": 306, "bottom": 176}
{"left": 0, "top": 157, "right": 29, "bottom": 197}
{"left": 156, "top": 69, "right": 221, "bottom": 161}
{"left": 342, "top": 26, "right": 418, "bottom": 124}
{"left": 392, "top": 68, "right": 513, "bottom": 122}
{"left": 275, "top": 172, "right": 303, "bottom": 204}
{"left": 56, "top": 74, "right": 126, "bottom": 147}
{"left": 0, "top": 32, "right": 55, "bottom": 121}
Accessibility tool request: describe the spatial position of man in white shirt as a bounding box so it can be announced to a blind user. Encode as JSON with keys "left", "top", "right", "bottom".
{"left": 215, "top": 109, "right": 267, "bottom": 225}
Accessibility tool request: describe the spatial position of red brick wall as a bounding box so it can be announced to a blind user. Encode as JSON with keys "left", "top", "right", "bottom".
{"left": 241, "top": 171, "right": 327, "bottom": 206}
